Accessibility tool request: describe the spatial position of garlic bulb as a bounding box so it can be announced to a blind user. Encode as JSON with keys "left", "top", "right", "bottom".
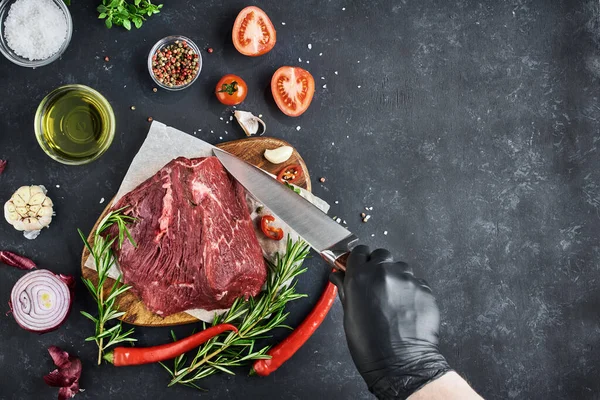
{"left": 234, "top": 111, "right": 266, "bottom": 136}
{"left": 264, "top": 146, "right": 293, "bottom": 164}
{"left": 4, "top": 185, "right": 54, "bottom": 240}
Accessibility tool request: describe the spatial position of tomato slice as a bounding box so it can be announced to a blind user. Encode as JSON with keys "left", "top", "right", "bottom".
{"left": 271, "top": 67, "right": 315, "bottom": 117}
{"left": 277, "top": 164, "right": 303, "bottom": 184}
{"left": 260, "top": 215, "right": 284, "bottom": 241}
{"left": 232, "top": 6, "right": 276, "bottom": 57}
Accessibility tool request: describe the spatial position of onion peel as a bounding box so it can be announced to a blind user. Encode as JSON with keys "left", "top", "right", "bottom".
{"left": 44, "top": 346, "right": 82, "bottom": 400}
{"left": 0, "top": 250, "right": 36, "bottom": 270}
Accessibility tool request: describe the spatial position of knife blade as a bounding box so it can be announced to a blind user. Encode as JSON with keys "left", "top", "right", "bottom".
{"left": 213, "top": 148, "right": 358, "bottom": 271}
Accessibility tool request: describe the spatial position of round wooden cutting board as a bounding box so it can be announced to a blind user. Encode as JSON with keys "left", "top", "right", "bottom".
{"left": 81, "top": 136, "right": 311, "bottom": 327}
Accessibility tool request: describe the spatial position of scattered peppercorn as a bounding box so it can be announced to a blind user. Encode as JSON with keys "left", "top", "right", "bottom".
{"left": 104, "top": 56, "right": 110, "bottom": 62}
{"left": 207, "top": 47, "right": 214, "bottom": 53}
{"left": 130, "top": 106, "right": 136, "bottom": 111}
{"left": 152, "top": 87, "right": 158, "bottom": 93}
{"left": 319, "top": 177, "right": 326, "bottom": 183}
{"left": 151, "top": 40, "right": 200, "bottom": 87}
{"left": 147, "top": 117, "right": 153, "bottom": 122}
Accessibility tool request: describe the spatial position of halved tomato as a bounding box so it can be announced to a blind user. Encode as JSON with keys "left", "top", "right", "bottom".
{"left": 232, "top": 6, "right": 276, "bottom": 57}
{"left": 271, "top": 66, "right": 315, "bottom": 117}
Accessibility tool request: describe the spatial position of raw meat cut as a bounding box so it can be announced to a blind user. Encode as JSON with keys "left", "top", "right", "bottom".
{"left": 109, "top": 156, "right": 266, "bottom": 316}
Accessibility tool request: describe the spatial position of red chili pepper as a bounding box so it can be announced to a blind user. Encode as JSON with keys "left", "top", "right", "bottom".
{"left": 260, "top": 215, "right": 284, "bottom": 241}
{"left": 276, "top": 164, "right": 303, "bottom": 184}
{"left": 105, "top": 323, "right": 237, "bottom": 367}
{"left": 252, "top": 279, "right": 338, "bottom": 376}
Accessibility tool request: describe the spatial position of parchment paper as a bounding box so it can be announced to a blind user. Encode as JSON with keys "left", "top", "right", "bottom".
{"left": 84, "top": 121, "right": 330, "bottom": 322}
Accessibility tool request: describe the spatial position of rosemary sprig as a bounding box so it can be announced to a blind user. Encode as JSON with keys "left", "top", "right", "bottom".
{"left": 161, "top": 238, "right": 310, "bottom": 388}
{"left": 78, "top": 208, "right": 138, "bottom": 365}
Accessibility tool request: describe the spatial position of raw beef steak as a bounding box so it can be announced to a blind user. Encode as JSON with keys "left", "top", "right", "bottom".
{"left": 109, "top": 156, "right": 266, "bottom": 316}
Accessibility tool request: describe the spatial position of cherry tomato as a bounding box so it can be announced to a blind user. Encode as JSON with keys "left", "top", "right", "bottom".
{"left": 215, "top": 74, "right": 247, "bottom": 106}
{"left": 271, "top": 67, "right": 315, "bottom": 117}
{"left": 232, "top": 6, "right": 276, "bottom": 57}
{"left": 277, "top": 164, "right": 303, "bottom": 184}
{"left": 260, "top": 215, "right": 284, "bottom": 241}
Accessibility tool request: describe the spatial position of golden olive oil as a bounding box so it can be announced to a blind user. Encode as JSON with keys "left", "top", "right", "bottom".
{"left": 41, "top": 88, "right": 112, "bottom": 162}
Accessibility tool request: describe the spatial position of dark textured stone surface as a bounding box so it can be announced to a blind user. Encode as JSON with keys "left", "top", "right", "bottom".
{"left": 2, "top": 0, "right": 600, "bottom": 399}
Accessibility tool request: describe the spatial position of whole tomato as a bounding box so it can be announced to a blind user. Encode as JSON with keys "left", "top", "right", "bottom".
{"left": 216, "top": 74, "right": 247, "bottom": 106}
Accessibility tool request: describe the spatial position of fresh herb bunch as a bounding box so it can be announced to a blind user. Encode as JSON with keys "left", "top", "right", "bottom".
{"left": 97, "top": 0, "right": 163, "bottom": 30}
{"left": 162, "top": 238, "right": 310, "bottom": 389}
{"left": 79, "top": 208, "right": 138, "bottom": 365}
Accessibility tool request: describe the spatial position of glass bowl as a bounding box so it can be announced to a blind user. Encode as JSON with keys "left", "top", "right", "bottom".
{"left": 0, "top": 0, "right": 72, "bottom": 67}
{"left": 148, "top": 35, "right": 202, "bottom": 91}
{"left": 34, "top": 84, "right": 116, "bottom": 165}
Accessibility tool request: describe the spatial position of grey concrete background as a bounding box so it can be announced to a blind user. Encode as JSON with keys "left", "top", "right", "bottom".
{"left": 2, "top": 0, "right": 600, "bottom": 399}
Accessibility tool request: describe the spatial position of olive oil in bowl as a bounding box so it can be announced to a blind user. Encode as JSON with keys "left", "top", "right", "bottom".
{"left": 35, "top": 85, "right": 115, "bottom": 165}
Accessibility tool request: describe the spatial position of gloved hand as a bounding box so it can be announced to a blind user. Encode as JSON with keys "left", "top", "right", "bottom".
{"left": 330, "top": 245, "right": 451, "bottom": 400}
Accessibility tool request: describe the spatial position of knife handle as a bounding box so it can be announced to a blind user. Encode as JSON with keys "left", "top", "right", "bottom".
{"left": 321, "top": 235, "right": 358, "bottom": 272}
{"left": 332, "top": 252, "right": 349, "bottom": 272}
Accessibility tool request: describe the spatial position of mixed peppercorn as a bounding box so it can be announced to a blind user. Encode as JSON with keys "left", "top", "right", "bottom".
{"left": 151, "top": 40, "right": 200, "bottom": 87}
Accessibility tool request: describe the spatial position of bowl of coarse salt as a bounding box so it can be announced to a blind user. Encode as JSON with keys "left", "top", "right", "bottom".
{"left": 0, "top": 0, "right": 72, "bottom": 67}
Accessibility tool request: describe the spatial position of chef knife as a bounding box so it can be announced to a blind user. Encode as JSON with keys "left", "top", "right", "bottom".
{"left": 213, "top": 148, "right": 358, "bottom": 271}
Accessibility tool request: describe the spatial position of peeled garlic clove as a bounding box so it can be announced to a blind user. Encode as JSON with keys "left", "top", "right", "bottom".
{"left": 264, "top": 146, "right": 294, "bottom": 164}
{"left": 4, "top": 185, "right": 54, "bottom": 240}
{"left": 234, "top": 110, "right": 266, "bottom": 137}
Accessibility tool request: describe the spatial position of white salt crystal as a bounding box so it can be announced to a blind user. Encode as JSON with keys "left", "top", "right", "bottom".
{"left": 384, "top": 231, "right": 388, "bottom": 235}
{"left": 335, "top": 200, "right": 339, "bottom": 204}
{"left": 281, "top": 22, "right": 286, "bottom": 25}
{"left": 220, "top": 117, "right": 223, "bottom": 120}
{"left": 342, "top": 7, "right": 346, "bottom": 10}
{"left": 299, "top": 57, "right": 302, "bottom": 62}
{"left": 219, "top": 136, "right": 223, "bottom": 140}
{"left": 319, "top": 52, "right": 323, "bottom": 56}
{"left": 323, "top": 84, "right": 327, "bottom": 89}
{"left": 358, "top": 85, "right": 362, "bottom": 88}
{"left": 306, "top": 60, "right": 310, "bottom": 64}
{"left": 4, "top": 0, "right": 68, "bottom": 61}
{"left": 308, "top": 44, "right": 312, "bottom": 50}
{"left": 296, "top": 126, "right": 301, "bottom": 131}
{"left": 321, "top": 76, "right": 325, "bottom": 80}
{"left": 55, "top": 184, "right": 60, "bottom": 188}
{"left": 371, "top": 233, "right": 375, "bottom": 237}
{"left": 334, "top": 71, "right": 338, "bottom": 75}
{"left": 99, "top": 197, "right": 105, "bottom": 204}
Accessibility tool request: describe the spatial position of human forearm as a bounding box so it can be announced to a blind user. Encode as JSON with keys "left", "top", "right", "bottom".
{"left": 407, "top": 371, "right": 483, "bottom": 400}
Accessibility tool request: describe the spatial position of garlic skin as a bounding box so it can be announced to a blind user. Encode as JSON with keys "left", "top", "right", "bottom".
{"left": 234, "top": 111, "right": 266, "bottom": 136}
{"left": 264, "top": 146, "right": 293, "bottom": 164}
{"left": 4, "top": 185, "right": 54, "bottom": 240}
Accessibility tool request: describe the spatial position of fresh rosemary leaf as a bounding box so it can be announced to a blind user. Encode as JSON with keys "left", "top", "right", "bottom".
{"left": 79, "top": 209, "right": 137, "bottom": 365}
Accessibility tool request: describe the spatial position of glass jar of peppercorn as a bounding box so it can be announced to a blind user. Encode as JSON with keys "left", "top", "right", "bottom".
{"left": 148, "top": 35, "right": 202, "bottom": 91}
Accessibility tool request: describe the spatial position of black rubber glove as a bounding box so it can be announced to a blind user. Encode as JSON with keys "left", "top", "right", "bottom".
{"left": 330, "top": 245, "right": 451, "bottom": 400}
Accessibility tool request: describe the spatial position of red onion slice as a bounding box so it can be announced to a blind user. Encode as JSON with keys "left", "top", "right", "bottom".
{"left": 0, "top": 159, "right": 6, "bottom": 175}
{"left": 10, "top": 270, "right": 72, "bottom": 333}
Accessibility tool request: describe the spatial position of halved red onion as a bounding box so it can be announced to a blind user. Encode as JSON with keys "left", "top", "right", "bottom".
{"left": 10, "top": 270, "right": 72, "bottom": 333}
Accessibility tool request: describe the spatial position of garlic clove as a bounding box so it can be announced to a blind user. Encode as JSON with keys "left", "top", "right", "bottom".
{"left": 234, "top": 110, "right": 266, "bottom": 137}
{"left": 264, "top": 146, "right": 294, "bottom": 164}
{"left": 29, "top": 192, "right": 46, "bottom": 205}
